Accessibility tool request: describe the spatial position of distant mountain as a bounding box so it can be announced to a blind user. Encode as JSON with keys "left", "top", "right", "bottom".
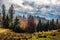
{"left": 33, "top": 16, "right": 47, "bottom": 21}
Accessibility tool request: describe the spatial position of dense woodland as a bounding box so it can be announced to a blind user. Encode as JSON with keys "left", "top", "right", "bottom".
{"left": 0, "top": 4, "right": 60, "bottom": 33}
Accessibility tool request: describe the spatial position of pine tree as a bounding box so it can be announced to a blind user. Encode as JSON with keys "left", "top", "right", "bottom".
{"left": 56, "top": 19, "right": 59, "bottom": 24}
{"left": 14, "top": 16, "right": 19, "bottom": 26}
{"left": 47, "top": 20, "right": 50, "bottom": 31}
{"left": 9, "top": 5, "right": 14, "bottom": 27}
{"left": 37, "top": 19, "right": 42, "bottom": 32}
{"left": 0, "top": 13, "right": 2, "bottom": 27}
{"left": 51, "top": 19, "right": 54, "bottom": 30}
{"left": 13, "top": 16, "right": 22, "bottom": 33}
{"left": 51, "top": 19, "right": 54, "bottom": 25}
{"left": 2, "top": 4, "right": 6, "bottom": 27}
{"left": 44, "top": 20, "right": 50, "bottom": 31}
{"left": 56, "top": 19, "right": 59, "bottom": 29}
{"left": 5, "top": 14, "right": 9, "bottom": 28}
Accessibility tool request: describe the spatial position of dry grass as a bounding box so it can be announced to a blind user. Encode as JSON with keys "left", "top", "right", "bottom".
{"left": 0, "top": 27, "right": 60, "bottom": 40}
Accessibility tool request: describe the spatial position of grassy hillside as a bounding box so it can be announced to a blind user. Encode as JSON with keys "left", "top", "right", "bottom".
{"left": 0, "top": 27, "right": 60, "bottom": 40}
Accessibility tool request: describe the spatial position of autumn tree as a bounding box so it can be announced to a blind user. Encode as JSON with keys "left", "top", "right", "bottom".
{"left": 27, "top": 15, "right": 36, "bottom": 33}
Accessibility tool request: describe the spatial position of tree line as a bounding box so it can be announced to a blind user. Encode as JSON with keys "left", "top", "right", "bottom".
{"left": 1, "top": 4, "right": 23, "bottom": 33}
{"left": 0, "top": 4, "right": 60, "bottom": 33}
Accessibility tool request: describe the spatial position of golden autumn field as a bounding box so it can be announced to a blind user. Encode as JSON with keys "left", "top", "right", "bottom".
{"left": 0, "top": 27, "right": 60, "bottom": 40}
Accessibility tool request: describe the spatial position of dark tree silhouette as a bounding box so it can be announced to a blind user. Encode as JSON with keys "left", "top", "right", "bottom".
{"left": 44, "top": 20, "right": 50, "bottom": 31}
{"left": 13, "top": 16, "right": 19, "bottom": 32}
{"left": 52, "top": 19, "right": 55, "bottom": 30}
{"left": 9, "top": 5, "right": 14, "bottom": 27}
{"left": 37, "top": 19, "right": 42, "bottom": 32}
{"left": 0, "top": 13, "right": 2, "bottom": 27}
{"left": 13, "top": 16, "right": 24, "bottom": 33}
{"left": 56, "top": 19, "right": 59, "bottom": 24}
{"left": 49, "top": 19, "right": 55, "bottom": 30}
{"left": 56, "top": 19, "right": 59, "bottom": 29}
{"left": 5, "top": 14, "right": 9, "bottom": 28}
{"left": 2, "top": 4, "right": 6, "bottom": 27}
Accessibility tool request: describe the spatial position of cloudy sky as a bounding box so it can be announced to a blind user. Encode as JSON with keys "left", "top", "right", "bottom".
{"left": 0, "top": 0, "right": 60, "bottom": 20}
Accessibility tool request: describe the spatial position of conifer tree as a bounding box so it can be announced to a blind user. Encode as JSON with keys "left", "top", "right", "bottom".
{"left": 56, "top": 19, "right": 59, "bottom": 24}
{"left": 44, "top": 20, "right": 50, "bottom": 31}
{"left": 5, "top": 14, "right": 9, "bottom": 28}
{"left": 37, "top": 19, "right": 42, "bottom": 32}
{"left": 14, "top": 16, "right": 19, "bottom": 26}
{"left": 13, "top": 16, "right": 22, "bottom": 33}
{"left": 56, "top": 19, "right": 59, "bottom": 29}
{"left": 0, "top": 13, "right": 2, "bottom": 27}
{"left": 9, "top": 5, "right": 14, "bottom": 27}
{"left": 2, "top": 4, "right": 6, "bottom": 27}
{"left": 51, "top": 19, "right": 54, "bottom": 30}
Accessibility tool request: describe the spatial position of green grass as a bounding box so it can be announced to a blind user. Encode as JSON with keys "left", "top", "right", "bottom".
{"left": 29, "top": 35, "right": 60, "bottom": 40}
{"left": 28, "top": 31, "right": 60, "bottom": 40}
{"left": 29, "top": 38, "right": 51, "bottom": 40}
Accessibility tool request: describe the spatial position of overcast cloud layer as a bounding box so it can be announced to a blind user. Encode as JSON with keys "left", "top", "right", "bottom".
{"left": 0, "top": 0, "right": 60, "bottom": 20}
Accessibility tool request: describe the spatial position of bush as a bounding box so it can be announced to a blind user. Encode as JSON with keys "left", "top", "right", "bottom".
{"left": 13, "top": 26, "right": 26, "bottom": 33}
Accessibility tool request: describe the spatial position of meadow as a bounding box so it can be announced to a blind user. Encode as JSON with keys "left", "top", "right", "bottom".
{"left": 0, "top": 27, "right": 60, "bottom": 40}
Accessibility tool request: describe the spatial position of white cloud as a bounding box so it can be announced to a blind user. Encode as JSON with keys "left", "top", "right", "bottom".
{"left": 41, "top": 7, "right": 51, "bottom": 12}
{"left": 2, "top": 0, "right": 60, "bottom": 10}
{"left": 24, "top": 0, "right": 60, "bottom": 5}
{"left": 25, "top": 0, "right": 50, "bottom": 5}
{"left": 0, "top": 0, "right": 60, "bottom": 20}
